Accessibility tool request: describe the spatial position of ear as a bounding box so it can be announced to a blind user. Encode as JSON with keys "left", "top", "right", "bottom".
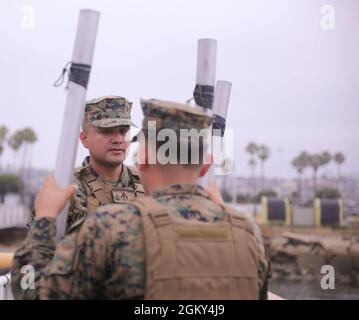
{"left": 80, "top": 131, "right": 89, "bottom": 149}
{"left": 199, "top": 163, "right": 211, "bottom": 177}
{"left": 199, "top": 153, "right": 213, "bottom": 177}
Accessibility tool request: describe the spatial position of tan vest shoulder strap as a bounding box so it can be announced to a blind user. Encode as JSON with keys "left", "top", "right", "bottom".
{"left": 127, "top": 165, "right": 140, "bottom": 182}
{"left": 131, "top": 196, "right": 171, "bottom": 227}
{"left": 127, "top": 165, "right": 138, "bottom": 174}
{"left": 74, "top": 165, "right": 84, "bottom": 175}
{"left": 222, "top": 205, "right": 254, "bottom": 235}
{"left": 83, "top": 172, "right": 107, "bottom": 206}
{"left": 126, "top": 166, "right": 146, "bottom": 195}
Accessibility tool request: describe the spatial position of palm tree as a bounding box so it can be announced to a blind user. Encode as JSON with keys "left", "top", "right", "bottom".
{"left": 19, "top": 127, "right": 37, "bottom": 171}
{"left": 307, "top": 153, "right": 322, "bottom": 193}
{"left": 246, "top": 142, "right": 258, "bottom": 158}
{"left": 257, "top": 144, "right": 270, "bottom": 190}
{"left": 248, "top": 158, "right": 257, "bottom": 194}
{"left": 12, "top": 128, "right": 37, "bottom": 204}
{"left": 334, "top": 152, "right": 345, "bottom": 186}
{"left": 8, "top": 131, "right": 23, "bottom": 171}
{"left": 319, "top": 151, "right": 331, "bottom": 177}
{"left": 246, "top": 142, "right": 258, "bottom": 194}
{"left": 291, "top": 151, "right": 308, "bottom": 203}
{"left": 28, "top": 128, "right": 38, "bottom": 170}
{"left": 19, "top": 128, "right": 37, "bottom": 169}
{"left": 0, "top": 126, "right": 8, "bottom": 148}
{"left": 0, "top": 126, "right": 8, "bottom": 169}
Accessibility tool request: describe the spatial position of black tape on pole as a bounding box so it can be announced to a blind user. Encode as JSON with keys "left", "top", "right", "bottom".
{"left": 69, "top": 63, "right": 91, "bottom": 89}
{"left": 53, "top": 62, "right": 91, "bottom": 89}
{"left": 212, "top": 114, "right": 226, "bottom": 137}
{"left": 193, "top": 84, "right": 215, "bottom": 110}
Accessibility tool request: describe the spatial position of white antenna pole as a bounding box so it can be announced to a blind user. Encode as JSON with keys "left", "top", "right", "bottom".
{"left": 206, "top": 80, "right": 232, "bottom": 186}
{"left": 55, "top": 9, "right": 100, "bottom": 240}
{"left": 194, "top": 39, "right": 217, "bottom": 114}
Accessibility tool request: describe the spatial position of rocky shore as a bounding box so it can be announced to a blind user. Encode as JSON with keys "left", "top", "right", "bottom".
{"left": 261, "top": 224, "right": 359, "bottom": 285}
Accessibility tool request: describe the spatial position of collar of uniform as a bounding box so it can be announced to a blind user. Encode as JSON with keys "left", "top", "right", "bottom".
{"left": 82, "top": 156, "right": 132, "bottom": 187}
{"left": 152, "top": 184, "right": 210, "bottom": 199}
{"left": 119, "top": 165, "right": 132, "bottom": 187}
{"left": 82, "top": 155, "right": 91, "bottom": 167}
{"left": 81, "top": 156, "right": 99, "bottom": 178}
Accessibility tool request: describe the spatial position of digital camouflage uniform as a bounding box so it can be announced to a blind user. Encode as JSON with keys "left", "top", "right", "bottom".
{"left": 11, "top": 99, "right": 269, "bottom": 300}
{"left": 67, "top": 155, "right": 144, "bottom": 233}
{"left": 28, "top": 96, "right": 145, "bottom": 234}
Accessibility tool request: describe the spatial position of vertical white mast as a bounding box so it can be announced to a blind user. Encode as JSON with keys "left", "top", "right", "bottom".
{"left": 55, "top": 9, "right": 100, "bottom": 240}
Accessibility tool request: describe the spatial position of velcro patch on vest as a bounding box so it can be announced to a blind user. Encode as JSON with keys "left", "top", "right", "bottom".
{"left": 176, "top": 226, "right": 230, "bottom": 239}
{"left": 112, "top": 190, "right": 131, "bottom": 203}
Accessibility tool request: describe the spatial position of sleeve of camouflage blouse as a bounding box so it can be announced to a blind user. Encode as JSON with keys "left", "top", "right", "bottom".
{"left": 11, "top": 214, "right": 106, "bottom": 300}
{"left": 11, "top": 217, "right": 57, "bottom": 299}
{"left": 35, "top": 214, "right": 108, "bottom": 299}
{"left": 26, "top": 209, "right": 36, "bottom": 231}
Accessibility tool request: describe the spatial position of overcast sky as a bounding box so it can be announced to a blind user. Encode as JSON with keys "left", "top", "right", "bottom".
{"left": 0, "top": 0, "right": 358, "bottom": 179}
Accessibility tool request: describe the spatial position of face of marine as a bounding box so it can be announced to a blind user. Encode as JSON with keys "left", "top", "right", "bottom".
{"left": 80, "top": 125, "right": 130, "bottom": 168}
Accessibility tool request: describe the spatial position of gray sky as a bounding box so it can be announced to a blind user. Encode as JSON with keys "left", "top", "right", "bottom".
{"left": 0, "top": 0, "right": 358, "bottom": 179}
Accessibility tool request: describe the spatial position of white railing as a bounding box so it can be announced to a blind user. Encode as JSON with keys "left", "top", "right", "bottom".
{"left": 0, "top": 270, "right": 284, "bottom": 300}
{"left": 0, "top": 204, "right": 30, "bottom": 229}
{"left": 0, "top": 273, "right": 13, "bottom": 300}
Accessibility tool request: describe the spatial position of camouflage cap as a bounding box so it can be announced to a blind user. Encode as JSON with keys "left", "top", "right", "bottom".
{"left": 140, "top": 98, "right": 213, "bottom": 131}
{"left": 84, "top": 96, "right": 137, "bottom": 128}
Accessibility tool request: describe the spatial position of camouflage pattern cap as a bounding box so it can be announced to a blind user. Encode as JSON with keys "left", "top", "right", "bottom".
{"left": 85, "top": 96, "right": 137, "bottom": 128}
{"left": 140, "top": 98, "right": 213, "bottom": 131}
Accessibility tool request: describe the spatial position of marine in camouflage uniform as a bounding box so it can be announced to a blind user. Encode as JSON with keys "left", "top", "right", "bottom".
{"left": 28, "top": 96, "right": 146, "bottom": 234}
{"left": 11, "top": 99, "right": 269, "bottom": 299}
